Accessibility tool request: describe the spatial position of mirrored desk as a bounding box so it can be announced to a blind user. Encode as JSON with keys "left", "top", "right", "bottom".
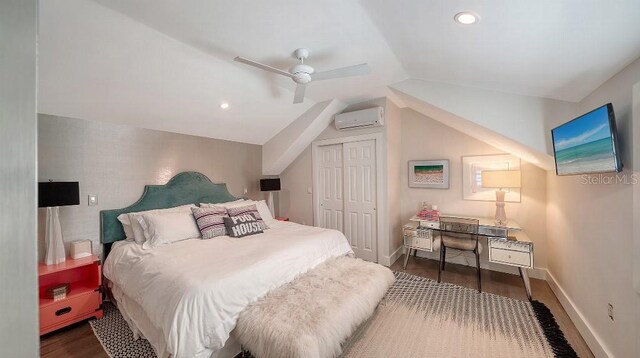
{"left": 403, "top": 216, "right": 534, "bottom": 300}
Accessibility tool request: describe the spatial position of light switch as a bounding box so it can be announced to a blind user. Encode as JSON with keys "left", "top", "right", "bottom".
{"left": 243, "top": 188, "right": 248, "bottom": 194}
{"left": 88, "top": 194, "right": 98, "bottom": 206}
{"left": 307, "top": 187, "right": 312, "bottom": 194}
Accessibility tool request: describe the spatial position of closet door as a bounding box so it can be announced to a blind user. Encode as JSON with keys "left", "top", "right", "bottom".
{"left": 317, "top": 144, "right": 344, "bottom": 231}
{"left": 343, "top": 140, "right": 377, "bottom": 262}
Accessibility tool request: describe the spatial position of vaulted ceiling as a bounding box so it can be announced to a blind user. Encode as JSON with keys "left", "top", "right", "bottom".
{"left": 38, "top": 0, "right": 640, "bottom": 145}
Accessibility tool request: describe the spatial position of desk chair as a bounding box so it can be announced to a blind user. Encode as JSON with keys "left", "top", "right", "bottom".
{"left": 438, "top": 217, "right": 482, "bottom": 292}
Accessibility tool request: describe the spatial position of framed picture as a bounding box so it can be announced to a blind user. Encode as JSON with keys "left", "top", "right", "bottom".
{"left": 408, "top": 160, "right": 449, "bottom": 189}
{"left": 462, "top": 154, "right": 521, "bottom": 202}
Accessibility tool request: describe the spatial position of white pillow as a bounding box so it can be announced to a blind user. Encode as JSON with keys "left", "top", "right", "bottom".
{"left": 117, "top": 213, "right": 135, "bottom": 239}
{"left": 138, "top": 211, "right": 201, "bottom": 249}
{"left": 127, "top": 204, "right": 196, "bottom": 244}
{"left": 254, "top": 200, "right": 275, "bottom": 225}
{"left": 218, "top": 199, "right": 256, "bottom": 209}
{"left": 200, "top": 199, "right": 245, "bottom": 208}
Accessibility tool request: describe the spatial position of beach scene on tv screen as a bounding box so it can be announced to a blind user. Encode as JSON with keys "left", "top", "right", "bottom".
{"left": 553, "top": 106, "right": 616, "bottom": 175}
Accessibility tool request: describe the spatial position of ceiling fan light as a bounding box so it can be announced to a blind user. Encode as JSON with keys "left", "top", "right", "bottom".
{"left": 293, "top": 72, "right": 312, "bottom": 84}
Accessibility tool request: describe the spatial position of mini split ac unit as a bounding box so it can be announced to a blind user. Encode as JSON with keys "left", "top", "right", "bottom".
{"left": 334, "top": 107, "right": 385, "bottom": 130}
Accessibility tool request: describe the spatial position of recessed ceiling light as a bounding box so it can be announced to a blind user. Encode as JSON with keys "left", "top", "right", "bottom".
{"left": 454, "top": 12, "right": 480, "bottom": 25}
{"left": 220, "top": 102, "right": 229, "bottom": 109}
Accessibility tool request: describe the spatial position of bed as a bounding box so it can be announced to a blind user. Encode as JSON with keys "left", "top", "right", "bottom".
{"left": 101, "top": 172, "right": 353, "bottom": 358}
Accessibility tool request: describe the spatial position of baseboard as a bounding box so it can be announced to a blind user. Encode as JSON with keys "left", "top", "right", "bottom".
{"left": 411, "top": 249, "right": 548, "bottom": 280}
{"left": 380, "top": 246, "right": 403, "bottom": 267}
{"left": 546, "top": 271, "right": 611, "bottom": 358}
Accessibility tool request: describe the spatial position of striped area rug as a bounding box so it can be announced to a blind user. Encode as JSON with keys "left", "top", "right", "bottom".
{"left": 340, "top": 272, "right": 577, "bottom": 358}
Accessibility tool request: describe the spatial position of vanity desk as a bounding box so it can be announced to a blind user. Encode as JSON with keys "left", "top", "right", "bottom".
{"left": 403, "top": 216, "right": 534, "bottom": 300}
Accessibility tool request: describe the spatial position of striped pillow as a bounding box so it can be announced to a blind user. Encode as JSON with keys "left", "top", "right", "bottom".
{"left": 226, "top": 204, "right": 268, "bottom": 230}
{"left": 191, "top": 207, "right": 229, "bottom": 239}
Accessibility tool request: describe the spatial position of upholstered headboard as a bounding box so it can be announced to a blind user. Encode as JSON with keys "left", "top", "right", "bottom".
{"left": 100, "top": 171, "right": 239, "bottom": 251}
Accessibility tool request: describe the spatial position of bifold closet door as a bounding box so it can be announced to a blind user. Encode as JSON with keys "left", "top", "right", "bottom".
{"left": 317, "top": 144, "right": 344, "bottom": 231}
{"left": 343, "top": 140, "right": 377, "bottom": 262}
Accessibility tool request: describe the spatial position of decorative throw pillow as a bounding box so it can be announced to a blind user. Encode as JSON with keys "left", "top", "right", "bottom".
{"left": 223, "top": 214, "right": 264, "bottom": 238}
{"left": 226, "top": 204, "right": 269, "bottom": 230}
{"left": 191, "top": 207, "right": 229, "bottom": 239}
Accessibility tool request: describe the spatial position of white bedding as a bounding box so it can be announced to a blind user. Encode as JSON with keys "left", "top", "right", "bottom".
{"left": 104, "top": 220, "right": 353, "bottom": 358}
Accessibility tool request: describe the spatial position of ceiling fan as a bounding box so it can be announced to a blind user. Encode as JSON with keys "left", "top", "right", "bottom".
{"left": 234, "top": 48, "right": 370, "bottom": 104}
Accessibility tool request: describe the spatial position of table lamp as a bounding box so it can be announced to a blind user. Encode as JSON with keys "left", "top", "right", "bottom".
{"left": 480, "top": 170, "right": 521, "bottom": 226}
{"left": 39, "top": 181, "right": 80, "bottom": 265}
{"left": 260, "top": 178, "right": 281, "bottom": 216}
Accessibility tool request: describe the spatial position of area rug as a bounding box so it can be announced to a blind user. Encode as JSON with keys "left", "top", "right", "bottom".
{"left": 91, "top": 272, "right": 576, "bottom": 358}
{"left": 340, "top": 272, "right": 577, "bottom": 358}
{"left": 89, "top": 302, "right": 156, "bottom": 357}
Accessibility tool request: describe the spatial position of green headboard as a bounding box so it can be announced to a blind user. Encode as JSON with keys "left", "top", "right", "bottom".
{"left": 101, "top": 171, "right": 239, "bottom": 246}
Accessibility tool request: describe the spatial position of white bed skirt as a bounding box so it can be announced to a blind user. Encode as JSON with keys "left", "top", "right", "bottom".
{"left": 110, "top": 282, "right": 241, "bottom": 358}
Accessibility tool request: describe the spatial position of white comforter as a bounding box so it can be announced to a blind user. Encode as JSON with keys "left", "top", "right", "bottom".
{"left": 104, "top": 221, "right": 353, "bottom": 358}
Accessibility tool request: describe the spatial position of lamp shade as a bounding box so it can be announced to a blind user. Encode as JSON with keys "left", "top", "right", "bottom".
{"left": 260, "top": 178, "right": 281, "bottom": 192}
{"left": 39, "top": 182, "right": 80, "bottom": 207}
{"left": 481, "top": 170, "right": 521, "bottom": 189}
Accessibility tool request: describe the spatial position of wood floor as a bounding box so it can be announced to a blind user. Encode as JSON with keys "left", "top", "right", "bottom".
{"left": 391, "top": 255, "right": 594, "bottom": 358}
{"left": 40, "top": 256, "right": 594, "bottom": 358}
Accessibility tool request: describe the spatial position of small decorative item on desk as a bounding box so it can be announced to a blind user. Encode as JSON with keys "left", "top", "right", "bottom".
{"left": 275, "top": 217, "right": 289, "bottom": 222}
{"left": 45, "top": 283, "right": 70, "bottom": 301}
{"left": 416, "top": 203, "right": 440, "bottom": 222}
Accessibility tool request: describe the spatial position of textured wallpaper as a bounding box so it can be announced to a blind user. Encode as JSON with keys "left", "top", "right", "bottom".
{"left": 37, "top": 114, "right": 263, "bottom": 259}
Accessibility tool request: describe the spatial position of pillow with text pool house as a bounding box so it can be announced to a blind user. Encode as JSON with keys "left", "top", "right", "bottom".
{"left": 223, "top": 213, "right": 264, "bottom": 238}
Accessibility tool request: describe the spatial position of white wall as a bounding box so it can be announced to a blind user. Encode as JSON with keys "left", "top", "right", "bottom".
{"left": 634, "top": 82, "right": 640, "bottom": 294}
{"left": 386, "top": 100, "right": 403, "bottom": 256}
{"left": 0, "top": 1, "right": 39, "bottom": 356}
{"left": 38, "top": 114, "right": 263, "bottom": 259}
{"left": 545, "top": 58, "right": 640, "bottom": 358}
{"left": 390, "top": 79, "right": 577, "bottom": 157}
{"left": 262, "top": 99, "right": 347, "bottom": 175}
{"left": 401, "top": 109, "right": 548, "bottom": 276}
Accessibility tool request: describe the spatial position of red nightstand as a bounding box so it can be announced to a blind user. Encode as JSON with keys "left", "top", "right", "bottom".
{"left": 38, "top": 255, "right": 103, "bottom": 335}
{"left": 275, "top": 217, "right": 290, "bottom": 221}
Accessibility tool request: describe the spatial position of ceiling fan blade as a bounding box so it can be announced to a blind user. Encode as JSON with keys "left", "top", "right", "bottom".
{"left": 234, "top": 56, "right": 294, "bottom": 78}
{"left": 311, "top": 63, "right": 370, "bottom": 81}
{"left": 293, "top": 84, "right": 306, "bottom": 104}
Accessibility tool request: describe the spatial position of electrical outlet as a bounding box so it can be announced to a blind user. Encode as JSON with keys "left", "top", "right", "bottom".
{"left": 243, "top": 188, "right": 248, "bottom": 194}
{"left": 608, "top": 303, "right": 614, "bottom": 321}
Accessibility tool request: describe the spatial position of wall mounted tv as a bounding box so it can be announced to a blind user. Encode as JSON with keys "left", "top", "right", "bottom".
{"left": 551, "top": 103, "right": 622, "bottom": 175}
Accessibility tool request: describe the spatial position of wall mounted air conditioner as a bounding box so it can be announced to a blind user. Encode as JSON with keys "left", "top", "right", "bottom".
{"left": 334, "top": 107, "right": 384, "bottom": 130}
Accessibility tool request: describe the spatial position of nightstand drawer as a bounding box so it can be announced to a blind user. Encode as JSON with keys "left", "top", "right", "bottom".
{"left": 40, "top": 291, "right": 100, "bottom": 331}
{"left": 489, "top": 248, "right": 532, "bottom": 268}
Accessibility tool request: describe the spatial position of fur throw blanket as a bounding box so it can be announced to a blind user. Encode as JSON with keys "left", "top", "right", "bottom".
{"left": 234, "top": 256, "right": 395, "bottom": 358}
